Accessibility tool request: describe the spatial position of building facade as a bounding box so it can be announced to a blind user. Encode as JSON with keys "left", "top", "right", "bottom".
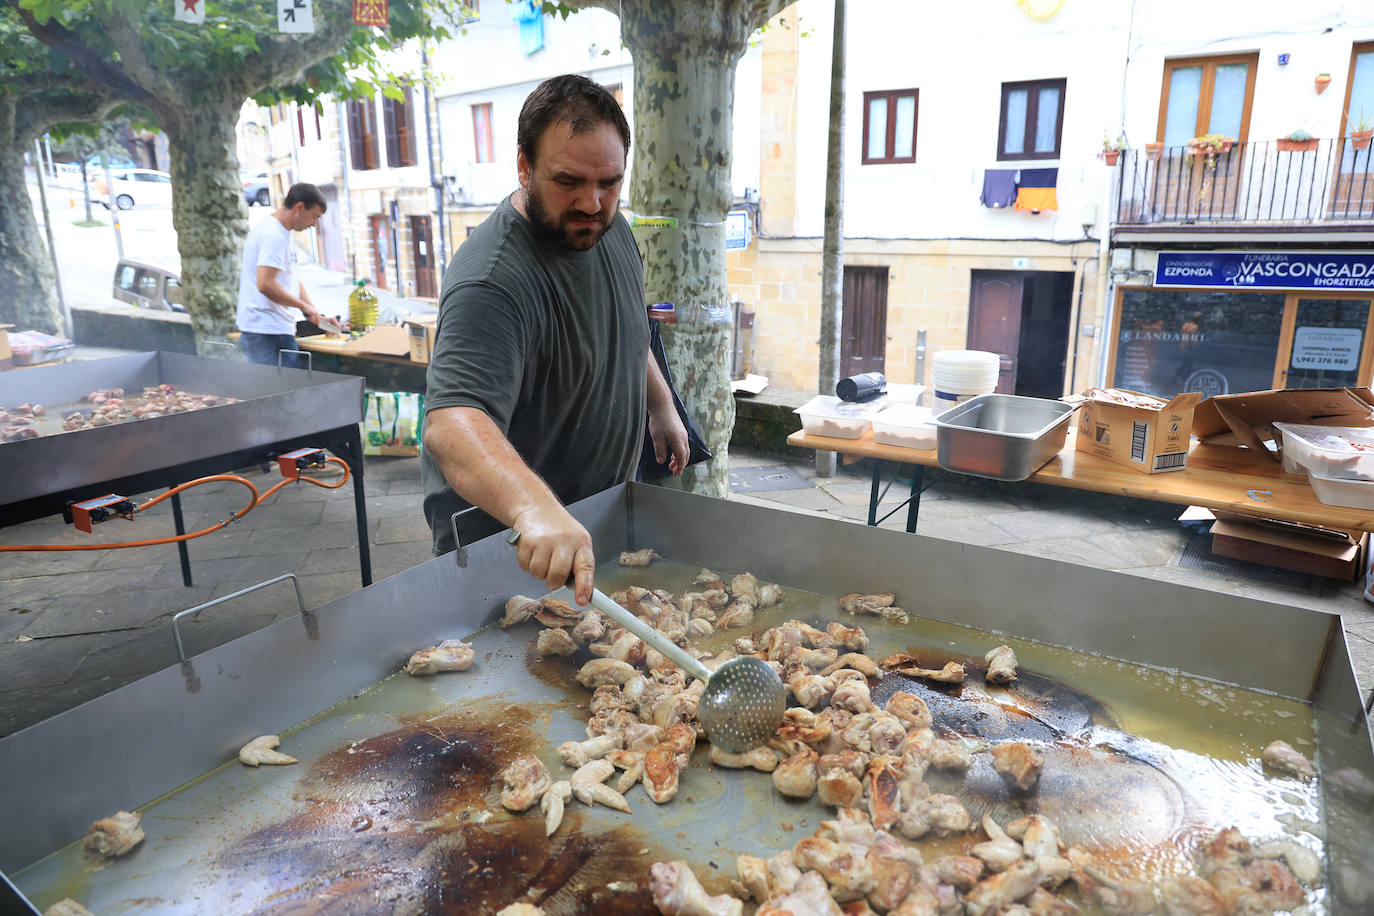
{"left": 1104, "top": 3, "right": 1374, "bottom": 399}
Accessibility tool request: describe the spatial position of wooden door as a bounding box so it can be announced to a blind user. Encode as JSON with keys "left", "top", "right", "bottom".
{"left": 840, "top": 266, "right": 888, "bottom": 377}
{"left": 410, "top": 216, "right": 438, "bottom": 299}
{"left": 369, "top": 215, "right": 390, "bottom": 291}
{"left": 968, "top": 271, "right": 1024, "bottom": 393}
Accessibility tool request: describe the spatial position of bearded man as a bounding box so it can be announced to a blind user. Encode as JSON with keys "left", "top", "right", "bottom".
{"left": 421, "top": 74, "right": 688, "bottom": 604}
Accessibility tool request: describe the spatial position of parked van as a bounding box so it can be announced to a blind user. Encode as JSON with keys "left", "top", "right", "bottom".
{"left": 113, "top": 255, "right": 185, "bottom": 312}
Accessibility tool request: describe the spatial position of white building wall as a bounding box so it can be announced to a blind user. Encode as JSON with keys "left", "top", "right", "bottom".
{"left": 1122, "top": 3, "right": 1374, "bottom": 146}
{"left": 789, "top": 0, "right": 1132, "bottom": 241}
{"left": 431, "top": 5, "right": 763, "bottom": 206}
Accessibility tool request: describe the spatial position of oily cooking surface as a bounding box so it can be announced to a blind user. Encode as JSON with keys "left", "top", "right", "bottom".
{"left": 14, "top": 559, "right": 1324, "bottom": 914}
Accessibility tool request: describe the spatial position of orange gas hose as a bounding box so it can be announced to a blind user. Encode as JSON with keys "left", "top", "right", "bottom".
{"left": 0, "top": 457, "right": 351, "bottom": 552}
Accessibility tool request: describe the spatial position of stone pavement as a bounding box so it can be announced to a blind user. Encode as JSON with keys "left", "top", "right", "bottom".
{"left": 2, "top": 430, "right": 1372, "bottom": 739}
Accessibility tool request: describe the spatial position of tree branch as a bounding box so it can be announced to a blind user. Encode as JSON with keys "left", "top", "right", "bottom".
{"left": 2, "top": 0, "right": 154, "bottom": 106}
{"left": 227, "top": 2, "right": 360, "bottom": 100}
{"left": 103, "top": 10, "right": 182, "bottom": 103}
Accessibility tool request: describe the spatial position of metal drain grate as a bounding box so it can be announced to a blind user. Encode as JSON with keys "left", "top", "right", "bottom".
{"left": 729, "top": 465, "right": 816, "bottom": 493}
{"left": 1176, "top": 532, "right": 1323, "bottom": 590}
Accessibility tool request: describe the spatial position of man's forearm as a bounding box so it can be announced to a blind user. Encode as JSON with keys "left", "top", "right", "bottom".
{"left": 423, "top": 405, "right": 563, "bottom": 528}
{"left": 646, "top": 350, "right": 673, "bottom": 414}
{"left": 258, "top": 278, "right": 310, "bottom": 314}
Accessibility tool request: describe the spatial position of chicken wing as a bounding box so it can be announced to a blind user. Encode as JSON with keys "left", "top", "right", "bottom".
{"left": 558, "top": 733, "right": 622, "bottom": 767}
{"left": 773, "top": 747, "right": 820, "bottom": 798}
{"left": 575, "top": 658, "right": 638, "bottom": 688}
{"left": 619, "top": 548, "right": 661, "bottom": 567}
{"left": 838, "top": 593, "right": 910, "bottom": 625}
{"left": 499, "top": 754, "right": 551, "bottom": 812}
{"left": 540, "top": 780, "right": 572, "bottom": 836}
{"left": 710, "top": 744, "right": 780, "bottom": 771}
{"left": 984, "top": 645, "right": 1018, "bottom": 684}
{"left": 991, "top": 741, "right": 1044, "bottom": 792}
{"left": 502, "top": 595, "right": 542, "bottom": 628}
{"left": 885, "top": 691, "right": 933, "bottom": 730}
{"left": 650, "top": 860, "right": 744, "bottom": 916}
{"left": 238, "top": 734, "right": 298, "bottom": 767}
{"left": 404, "top": 638, "right": 475, "bottom": 675}
{"left": 570, "top": 758, "right": 632, "bottom": 812}
{"left": 971, "top": 813, "right": 1025, "bottom": 873}
{"left": 758, "top": 871, "right": 842, "bottom": 916}
{"left": 896, "top": 794, "right": 969, "bottom": 840}
{"left": 82, "top": 810, "right": 144, "bottom": 859}
{"left": 1261, "top": 739, "right": 1315, "bottom": 779}
{"left": 1160, "top": 874, "right": 1226, "bottom": 916}
{"left": 963, "top": 860, "right": 1041, "bottom": 916}
{"left": 536, "top": 628, "right": 578, "bottom": 656}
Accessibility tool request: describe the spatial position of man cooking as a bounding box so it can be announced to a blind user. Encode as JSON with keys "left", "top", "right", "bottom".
{"left": 421, "top": 74, "right": 689, "bottom": 606}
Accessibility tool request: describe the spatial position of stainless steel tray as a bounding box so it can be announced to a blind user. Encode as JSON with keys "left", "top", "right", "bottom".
{"left": 933, "top": 392, "right": 1076, "bottom": 481}
{"left": 1, "top": 484, "right": 1370, "bottom": 913}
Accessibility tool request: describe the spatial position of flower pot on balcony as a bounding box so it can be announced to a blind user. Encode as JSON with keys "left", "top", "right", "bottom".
{"left": 1102, "top": 149, "right": 1121, "bottom": 165}
{"left": 1351, "top": 130, "right": 1373, "bottom": 151}
{"left": 1145, "top": 142, "right": 1165, "bottom": 161}
{"left": 1315, "top": 73, "right": 1333, "bottom": 94}
{"left": 1276, "top": 137, "right": 1320, "bottom": 152}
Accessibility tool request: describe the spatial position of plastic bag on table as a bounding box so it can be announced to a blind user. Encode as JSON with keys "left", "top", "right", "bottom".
{"left": 363, "top": 391, "right": 425, "bottom": 457}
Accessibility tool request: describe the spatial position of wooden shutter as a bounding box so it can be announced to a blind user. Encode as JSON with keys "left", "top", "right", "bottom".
{"left": 347, "top": 101, "right": 365, "bottom": 169}
{"left": 398, "top": 86, "right": 416, "bottom": 167}
{"left": 383, "top": 95, "right": 399, "bottom": 167}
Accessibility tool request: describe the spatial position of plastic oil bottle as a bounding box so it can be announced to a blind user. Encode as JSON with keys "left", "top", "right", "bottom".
{"left": 348, "top": 278, "right": 379, "bottom": 332}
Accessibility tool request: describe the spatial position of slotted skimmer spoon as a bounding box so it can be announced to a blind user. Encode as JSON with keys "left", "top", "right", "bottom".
{"left": 507, "top": 531, "right": 786, "bottom": 753}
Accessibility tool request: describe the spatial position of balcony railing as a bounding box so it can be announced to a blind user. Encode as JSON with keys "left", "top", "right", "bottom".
{"left": 1112, "top": 137, "right": 1374, "bottom": 228}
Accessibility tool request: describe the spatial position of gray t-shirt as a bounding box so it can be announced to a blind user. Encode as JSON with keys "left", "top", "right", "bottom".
{"left": 421, "top": 196, "right": 648, "bottom": 554}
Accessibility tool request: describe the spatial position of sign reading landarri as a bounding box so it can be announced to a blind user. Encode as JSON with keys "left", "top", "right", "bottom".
{"left": 1155, "top": 251, "right": 1374, "bottom": 291}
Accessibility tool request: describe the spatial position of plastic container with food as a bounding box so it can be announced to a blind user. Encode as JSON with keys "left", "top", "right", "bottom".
{"left": 794, "top": 395, "right": 884, "bottom": 439}
{"left": 1308, "top": 469, "right": 1374, "bottom": 509}
{"left": 1273, "top": 422, "right": 1374, "bottom": 480}
{"left": 872, "top": 403, "right": 937, "bottom": 450}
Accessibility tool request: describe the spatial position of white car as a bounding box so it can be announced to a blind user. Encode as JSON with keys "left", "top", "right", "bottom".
{"left": 95, "top": 169, "right": 174, "bottom": 210}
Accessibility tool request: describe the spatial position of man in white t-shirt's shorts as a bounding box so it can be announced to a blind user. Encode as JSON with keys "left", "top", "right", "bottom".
{"left": 236, "top": 183, "right": 338, "bottom": 367}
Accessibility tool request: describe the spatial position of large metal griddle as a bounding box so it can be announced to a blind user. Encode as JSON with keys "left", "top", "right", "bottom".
{"left": 1, "top": 484, "right": 1371, "bottom": 913}
{"left": 0, "top": 352, "right": 372, "bottom": 587}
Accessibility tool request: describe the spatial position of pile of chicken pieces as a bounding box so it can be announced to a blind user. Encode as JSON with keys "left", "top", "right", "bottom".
{"left": 494, "top": 558, "right": 1321, "bottom": 916}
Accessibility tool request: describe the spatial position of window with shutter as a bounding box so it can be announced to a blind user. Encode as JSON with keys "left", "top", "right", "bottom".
{"left": 382, "top": 88, "right": 418, "bottom": 167}
{"left": 347, "top": 99, "right": 380, "bottom": 170}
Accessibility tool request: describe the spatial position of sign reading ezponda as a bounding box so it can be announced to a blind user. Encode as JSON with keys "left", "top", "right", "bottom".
{"left": 1155, "top": 251, "right": 1374, "bottom": 291}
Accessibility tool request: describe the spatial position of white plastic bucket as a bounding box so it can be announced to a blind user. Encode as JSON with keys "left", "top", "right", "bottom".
{"left": 931, "top": 350, "right": 1000, "bottom": 412}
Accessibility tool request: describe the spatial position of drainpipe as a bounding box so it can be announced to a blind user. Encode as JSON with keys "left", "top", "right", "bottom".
{"left": 422, "top": 47, "right": 447, "bottom": 270}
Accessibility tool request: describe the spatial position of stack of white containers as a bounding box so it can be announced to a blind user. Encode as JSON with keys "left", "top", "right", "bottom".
{"left": 931, "top": 350, "right": 1001, "bottom": 413}
{"left": 1273, "top": 422, "right": 1374, "bottom": 509}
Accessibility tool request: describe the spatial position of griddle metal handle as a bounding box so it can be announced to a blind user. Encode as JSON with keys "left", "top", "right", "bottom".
{"left": 170, "top": 573, "right": 306, "bottom": 662}
{"left": 278, "top": 349, "right": 313, "bottom": 376}
{"left": 505, "top": 529, "right": 712, "bottom": 682}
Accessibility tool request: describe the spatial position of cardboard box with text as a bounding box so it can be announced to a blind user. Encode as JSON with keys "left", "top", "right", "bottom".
{"left": 405, "top": 317, "right": 437, "bottom": 364}
{"left": 1075, "top": 389, "right": 1203, "bottom": 473}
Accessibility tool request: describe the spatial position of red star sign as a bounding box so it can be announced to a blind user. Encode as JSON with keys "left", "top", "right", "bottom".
{"left": 182, "top": 0, "right": 199, "bottom": 11}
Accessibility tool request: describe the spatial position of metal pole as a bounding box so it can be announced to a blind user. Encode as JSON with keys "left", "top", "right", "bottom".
{"left": 100, "top": 151, "right": 124, "bottom": 258}
{"left": 33, "top": 140, "right": 70, "bottom": 338}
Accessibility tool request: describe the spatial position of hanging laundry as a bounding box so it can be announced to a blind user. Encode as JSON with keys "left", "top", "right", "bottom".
{"left": 1014, "top": 168, "right": 1058, "bottom": 212}
{"left": 511, "top": 0, "right": 545, "bottom": 54}
{"left": 980, "top": 169, "right": 1018, "bottom": 208}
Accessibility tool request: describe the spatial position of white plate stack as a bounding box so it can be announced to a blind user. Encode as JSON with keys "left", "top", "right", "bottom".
{"left": 931, "top": 350, "right": 1001, "bottom": 413}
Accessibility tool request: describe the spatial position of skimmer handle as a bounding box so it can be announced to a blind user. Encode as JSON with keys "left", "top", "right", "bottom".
{"left": 505, "top": 530, "right": 711, "bottom": 682}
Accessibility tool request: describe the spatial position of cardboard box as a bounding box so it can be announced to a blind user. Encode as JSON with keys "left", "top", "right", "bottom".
{"left": 342, "top": 324, "right": 412, "bottom": 358}
{"left": 1210, "top": 515, "right": 1364, "bottom": 581}
{"left": 1192, "top": 387, "right": 1374, "bottom": 459}
{"left": 1075, "top": 389, "right": 1202, "bottom": 473}
{"left": 405, "top": 317, "right": 437, "bottom": 364}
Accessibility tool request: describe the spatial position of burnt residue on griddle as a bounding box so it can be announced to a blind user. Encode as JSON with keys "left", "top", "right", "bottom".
{"left": 216, "top": 702, "right": 666, "bottom": 914}
{"left": 871, "top": 644, "right": 1120, "bottom": 743}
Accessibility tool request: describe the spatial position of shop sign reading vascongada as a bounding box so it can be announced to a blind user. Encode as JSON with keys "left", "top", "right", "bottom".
{"left": 1155, "top": 251, "right": 1374, "bottom": 291}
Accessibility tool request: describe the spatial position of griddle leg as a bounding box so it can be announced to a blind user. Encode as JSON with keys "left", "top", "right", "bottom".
{"left": 171, "top": 491, "right": 193, "bottom": 586}
{"left": 342, "top": 426, "right": 374, "bottom": 587}
{"left": 906, "top": 465, "right": 925, "bottom": 533}
{"left": 868, "top": 460, "right": 883, "bottom": 527}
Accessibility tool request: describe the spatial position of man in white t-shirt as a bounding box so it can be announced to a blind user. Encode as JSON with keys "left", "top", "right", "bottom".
{"left": 236, "top": 182, "right": 338, "bottom": 366}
